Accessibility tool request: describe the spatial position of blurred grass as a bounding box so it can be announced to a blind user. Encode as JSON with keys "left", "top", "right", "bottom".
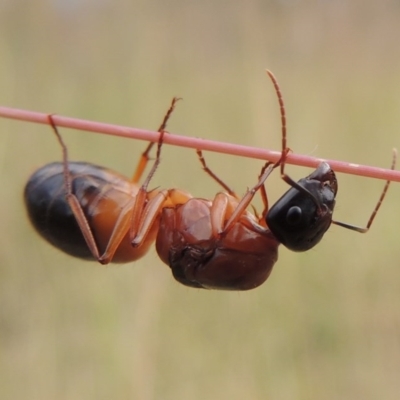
{"left": 1, "top": 0, "right": 400, "bottom": 399}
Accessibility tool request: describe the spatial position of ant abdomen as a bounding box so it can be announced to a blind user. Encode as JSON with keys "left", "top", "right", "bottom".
{"left": 24, "top": 161, "right": 156, "bottom": 262}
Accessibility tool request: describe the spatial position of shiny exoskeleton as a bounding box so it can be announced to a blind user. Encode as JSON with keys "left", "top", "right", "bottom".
{"left": 25, "top": 162, "right": 162, "bottom": 263}
{"left": 156, "top": 169, "right": 280, "bottom": 290}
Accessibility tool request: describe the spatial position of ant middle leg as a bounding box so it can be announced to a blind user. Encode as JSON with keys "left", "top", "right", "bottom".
{"left": 102, "top": 98, "right": 182, "bottom": 260}
{"left": 196, "top": 149, "right": 239, "bottom": 199}
{"left": 131, "top": 97, "right": 181, "bottom": 183}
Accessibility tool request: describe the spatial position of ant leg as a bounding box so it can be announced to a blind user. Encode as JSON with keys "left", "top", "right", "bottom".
{"left": 222, "top": 162, "right": 276, "bottom": 232}
{"left": 197, "top": 145, "right": 285, "bottom": 218}
{"left": 88, "top": 134, "right": 166, "bottom": 263}
{"left": 48, "top": 114, "right": 102, "bottom": 261}
{"left": 98, "top": 188, "right": 191, "bottom": 262}
{"left": 131, "top": 142, "right": 155, "bottom": 184}
{"left": 132, "top": 97, "right": 179, "bottom": 201}
{"left": 129, "top": 97, "right": 182, "bottom": 243}
{"left": 129, "top": 128, "right": 166, "bottom": 241}
{"left": 258, "top": 147, "right": 292, "bottom": 220}
{"left": 131, "top": 97, "right": 181, "bottom": 183}
{"left": 101, "top": 98, "right": 182, "bottom": 262}
{"left": 130, "top": 188, "right": 193, "bottom": 246}
{"left": 196, "top": 149, "right": 239, "bottom": 199}
{"left": 332, "top": 149, "right": 397, "bottom": 233}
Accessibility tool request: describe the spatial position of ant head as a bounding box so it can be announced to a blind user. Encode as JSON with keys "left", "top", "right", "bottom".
{"left": 266, "top": 162, "right": 338, "bottom": 252}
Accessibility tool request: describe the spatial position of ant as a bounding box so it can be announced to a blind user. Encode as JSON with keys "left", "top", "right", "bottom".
{"left": 153, "top": 70, "right": 396, "bottom": 290}
{"left": 24, "top": 98, "right": 192, "bottom": 264}
{"left": 24, "top": 73, "right": 395, "bottom": 291}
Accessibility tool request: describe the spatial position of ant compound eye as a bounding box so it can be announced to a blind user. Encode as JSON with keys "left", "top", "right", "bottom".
{"left": 286, "top": 206, "right": 302, "bottom": 225}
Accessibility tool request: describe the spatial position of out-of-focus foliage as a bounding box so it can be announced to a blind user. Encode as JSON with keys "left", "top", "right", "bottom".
{"left": 1, "top": 1, "right": 400, "bottom": 399}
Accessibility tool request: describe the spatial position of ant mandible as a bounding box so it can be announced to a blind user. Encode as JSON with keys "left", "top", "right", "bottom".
{"left": 24, "top": 98, "right": 192, "bottom": 264}
{"left": 153, "top": 70, "right": 396, "bottom": 290}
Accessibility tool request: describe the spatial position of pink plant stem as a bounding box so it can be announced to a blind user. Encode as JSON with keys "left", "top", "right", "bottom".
{"left": 0, "top": 105, "right": 399, "bottom": 182}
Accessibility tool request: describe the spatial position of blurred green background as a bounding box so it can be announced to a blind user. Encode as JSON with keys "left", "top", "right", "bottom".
{"left": 1, "top": 1, "right": 400, "bottom": 399}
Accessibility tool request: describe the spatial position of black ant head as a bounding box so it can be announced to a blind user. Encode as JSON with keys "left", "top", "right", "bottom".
{"left": 266, "top": 162, "right": 338, "bottom": 252}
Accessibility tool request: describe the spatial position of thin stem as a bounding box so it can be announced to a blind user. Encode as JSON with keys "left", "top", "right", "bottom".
{"left": 0, "top": 105, "right": 399, "bottom": 182}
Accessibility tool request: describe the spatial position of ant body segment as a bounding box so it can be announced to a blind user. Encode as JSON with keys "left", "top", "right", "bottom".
{"left": 24, "top": 73, "right": 395, "bottom": 291}
{"left": 154, "top": 71, "right": 396, "bottom": 290}
{"left": 24, "top": 98, "right": 192, "bottom": 264}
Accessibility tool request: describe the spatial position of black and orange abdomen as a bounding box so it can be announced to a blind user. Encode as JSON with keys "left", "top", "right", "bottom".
{"left": 24, "top": 161, "right": 159, "bottom": 263}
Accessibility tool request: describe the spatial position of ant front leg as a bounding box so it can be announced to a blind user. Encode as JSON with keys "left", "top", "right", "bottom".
{"left": 332, "top": 149, "right": 397, "bottom": 233}
{"left": 258, "top": 150, "right": 289, "bottom": 222}
{"left": 220, "top": 161, "right": 276, "bottom": 233}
